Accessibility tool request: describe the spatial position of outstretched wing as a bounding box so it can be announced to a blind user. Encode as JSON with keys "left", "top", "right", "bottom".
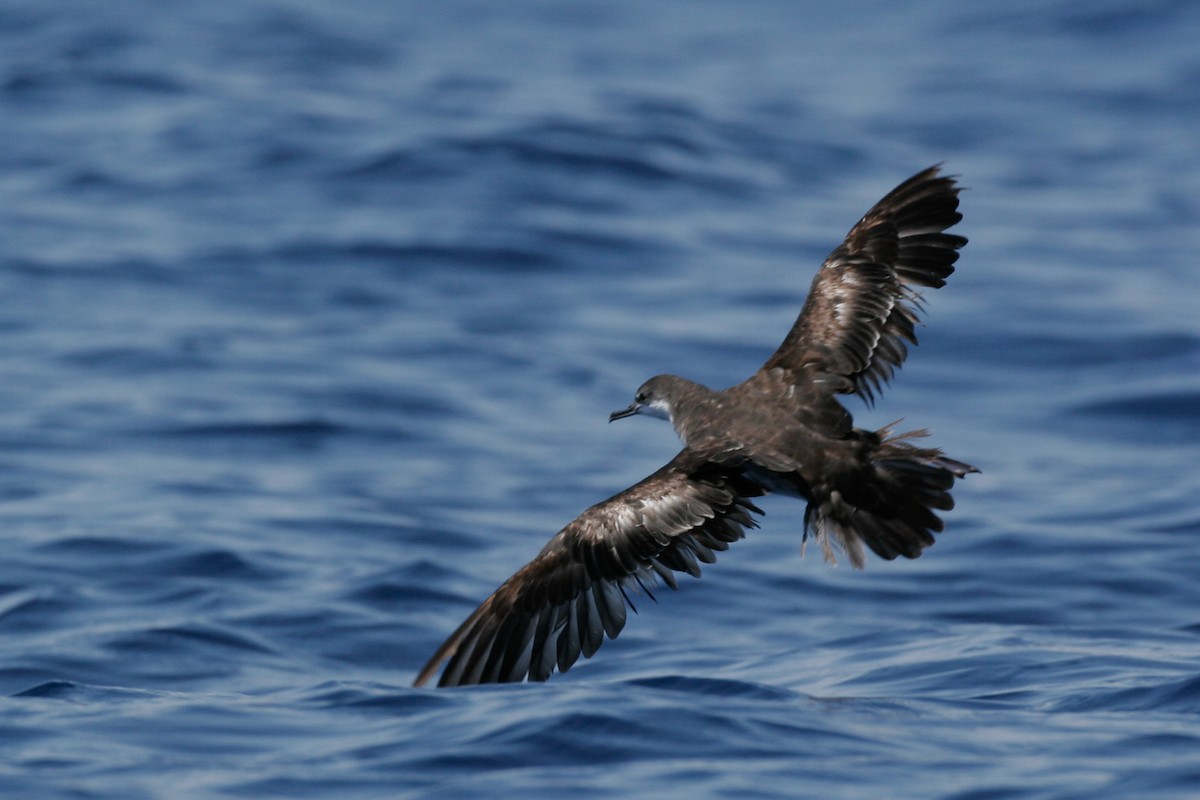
{"left": 762, "top": 165, "right": 966, "bottom": 405}
{"left": 412, "top": 452, "right": 763, "bottom": 688}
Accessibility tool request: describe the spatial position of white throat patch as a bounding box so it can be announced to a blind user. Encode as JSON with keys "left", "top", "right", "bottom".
{"left": 641, "top": 397, "right": 672, "bottom": 422}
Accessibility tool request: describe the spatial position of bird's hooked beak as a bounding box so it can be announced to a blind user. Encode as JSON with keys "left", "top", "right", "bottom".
{"left": 609, "top": 403, "right": 641, "bottom": 423}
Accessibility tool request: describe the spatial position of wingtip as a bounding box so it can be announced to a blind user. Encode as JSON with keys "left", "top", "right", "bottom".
{"left": 412, "top": 648, "right": 450, "bottom": 688}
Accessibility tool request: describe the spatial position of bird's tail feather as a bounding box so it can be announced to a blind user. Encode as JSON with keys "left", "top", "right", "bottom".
{"left": 803, "top": 427, "right": 977, "bottom": 568}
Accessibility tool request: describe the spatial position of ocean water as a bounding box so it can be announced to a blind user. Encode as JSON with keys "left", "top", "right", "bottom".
{"left": 2, "top": 1, "right": 1199, "bottom": 797}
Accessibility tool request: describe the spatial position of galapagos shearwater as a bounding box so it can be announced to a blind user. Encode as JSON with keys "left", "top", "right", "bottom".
{"left": 414, "top": 165, "right": 976, "bottom": 688}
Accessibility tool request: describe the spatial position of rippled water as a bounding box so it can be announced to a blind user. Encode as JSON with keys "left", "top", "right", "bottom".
{"left": 2, "top": 1, "right": 1199, "bottom": 798}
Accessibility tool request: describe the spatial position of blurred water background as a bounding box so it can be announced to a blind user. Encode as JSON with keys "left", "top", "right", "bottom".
{"left": 2, "top": 1, "right": 1199, "bottom": 798}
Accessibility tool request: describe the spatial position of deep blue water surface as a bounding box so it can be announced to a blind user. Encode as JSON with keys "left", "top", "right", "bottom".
{"left": 3, "top": 1, "right": 1200, "bottom": 798}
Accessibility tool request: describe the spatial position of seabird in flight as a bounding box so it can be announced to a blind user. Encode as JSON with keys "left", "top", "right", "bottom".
{"left": 414, "top": 165, "right": 976, "bottom": 688}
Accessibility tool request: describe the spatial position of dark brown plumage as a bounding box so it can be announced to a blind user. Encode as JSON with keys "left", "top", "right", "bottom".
{"left": 414, "top": 165, "right": 976, "bottom": 688}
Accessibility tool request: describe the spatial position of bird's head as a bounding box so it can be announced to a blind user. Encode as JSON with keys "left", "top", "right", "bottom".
{"left": 609, "top": 375, "right": 677, "bottom": 423}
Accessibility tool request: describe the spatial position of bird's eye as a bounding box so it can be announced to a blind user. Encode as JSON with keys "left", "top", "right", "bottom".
{"left": 635, "top": 392, "right": 647, "bottom": 403}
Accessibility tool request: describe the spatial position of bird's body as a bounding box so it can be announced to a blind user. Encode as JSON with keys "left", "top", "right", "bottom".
{"left": 415, "top": 166, "right": 976, "bottom": 688}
